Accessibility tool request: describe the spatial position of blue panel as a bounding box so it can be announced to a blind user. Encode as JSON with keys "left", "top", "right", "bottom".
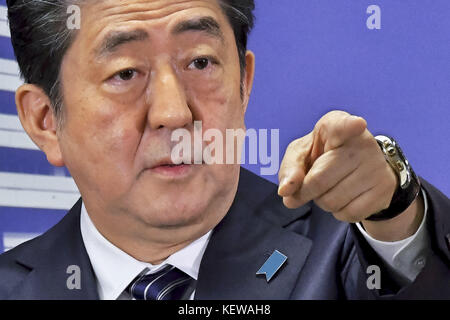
{"left": 0, "top": 90, "right": 17, "bottom": 115}
{"left": 0, "top": 146, "right": 71, "bottom": 176}
{"left": 0, "top": 36, "right": 15, "bottom": 60}
{"left": 0, "top": 206, "right": 66, "bottom": 232}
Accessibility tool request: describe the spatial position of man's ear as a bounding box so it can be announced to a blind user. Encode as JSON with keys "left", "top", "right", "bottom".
{"left": 15, "top": 84, "right": 65, "bottom": 167}
{"left": 242, "top": 50, "right": 255, "bottom": 114}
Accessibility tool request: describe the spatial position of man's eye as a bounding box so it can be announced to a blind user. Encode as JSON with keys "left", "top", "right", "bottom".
{"left": 188, "top": 58, "right": 211, "bottom": 70}
{"left": 113, "top": 69, "right": 137, "bottom": 81}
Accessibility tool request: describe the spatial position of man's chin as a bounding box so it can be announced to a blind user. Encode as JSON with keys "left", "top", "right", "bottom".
{"left": 135, "top": 201, "right": 212, "bottom": 229}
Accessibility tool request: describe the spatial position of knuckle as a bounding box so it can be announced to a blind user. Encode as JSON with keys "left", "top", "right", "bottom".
{"left": 318, "top": 111, "right": 339, "bottom": 128}
{"left": 334, "top": 204, "right": 361, "bottom": 222}
{"left": 332, "top": 210, "right": 348, "bottom": 222}
{"left": 287, "top": 137, "right": 309, "bottom": 155}
{"left": 306, "top": 175, "right": 326, "bottom": 195}
{"left": 314, "top": 118, "right": 325, "bottom": 133}
{"left": 328, "top": 110, "right": 349, "bottom": 119}
{"left": 287, "top": 139, "right": 300, "bottom": 150}
{"left": 317, "top": 194, "right": 341, "bottom": 213}
{"left": 320, "top": 111, "right": 351, "bottom": 126}
{"left": 331, "top": 202, "right": 344, "bottom": 213}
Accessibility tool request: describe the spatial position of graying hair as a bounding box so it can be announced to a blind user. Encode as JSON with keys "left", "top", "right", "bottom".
{"left": 8, "top": 0, "right": 84, "bottom": 128}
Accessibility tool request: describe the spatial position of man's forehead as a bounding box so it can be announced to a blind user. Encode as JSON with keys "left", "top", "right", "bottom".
{"left": 95, "top": 16, "right": 225, "bottom": 59}
{"left": 80, "top": 0, "right": 225, "bottom": 28}
{"left": 77, "top": 0, "right": 229, "bottom": 54}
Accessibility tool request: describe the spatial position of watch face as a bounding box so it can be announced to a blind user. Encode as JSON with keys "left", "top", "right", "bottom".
{"left": 367, "top": 135, "right": 422, "bottom": 222}
{"left": 391, "top": 138, "right": 414, "bottom": 188}
{"left": 376, "top": 136, "right": 412, "bottom": 189}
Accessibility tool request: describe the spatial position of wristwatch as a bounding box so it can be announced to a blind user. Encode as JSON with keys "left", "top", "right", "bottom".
{"left": 366, "top": 135, "right": 421, "bottom": 221}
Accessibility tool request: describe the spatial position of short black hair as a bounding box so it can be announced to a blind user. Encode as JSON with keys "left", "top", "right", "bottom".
{"left": 6, "top": 0, "right": 255, "bottom": 122}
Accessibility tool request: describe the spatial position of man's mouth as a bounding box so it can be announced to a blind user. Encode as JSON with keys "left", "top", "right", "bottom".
{"left": 159, "top": 164, "right": 183, "bottom": 167}
{"left": 151, "top": 158, "right": 191, "bottom": 169}
{"left": 148, "top": 158, "right": 197, "bottom": 178}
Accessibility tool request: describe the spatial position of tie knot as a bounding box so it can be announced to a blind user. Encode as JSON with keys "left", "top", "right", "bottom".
{"left": 129, "top": 265, "right": 194, "bottom": 300}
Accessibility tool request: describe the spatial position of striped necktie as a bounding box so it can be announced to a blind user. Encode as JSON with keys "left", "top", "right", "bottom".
{"left": 129, "top": 265, "right": 194, "bottom": 300}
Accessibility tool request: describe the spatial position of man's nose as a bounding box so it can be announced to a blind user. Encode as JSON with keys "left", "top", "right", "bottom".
{"left": 147, "top": 66, "right": 193, "bottom": 130}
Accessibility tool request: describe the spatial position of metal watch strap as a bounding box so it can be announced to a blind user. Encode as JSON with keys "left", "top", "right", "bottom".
{"left": 366, "top": 136, "right": 421, "bottom": 221}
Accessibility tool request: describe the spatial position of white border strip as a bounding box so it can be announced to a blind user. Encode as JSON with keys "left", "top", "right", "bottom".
{"left": 0, "top": 73, "right": 22, "bottom": 92}
{"left": 0, "top": 6, "right": 7, "bottom": 21}
{"left": 0, "top": 58, "right": 20, "bottom": 76}
{"left": 0, "top": 172, "right": 79, "bottom": 193}
{"left": 0, "top": 58, "right": 22, "bottom": 92}
{"left": 0, "top": 128, "right": 38, "bottom": 150}
{"left": 0, "top": 22, "right": 8, "bottom": 38}
{"left": 0, "top": 114, "right": 22, "bottom": 131}
{"left": 0, "top": 188, "right": 79, "bottom": 210}
{"left": 0, "top": 58, "right": 19, "bottom": 76}
{"left": 0, "top": 114, "right": 39, "bottom": 150}
{"left": 0, "top": 172, "right": 79, "bottom": 209}
{"left": 3, "top": 232, "right": 41, "bottom": 252}
{"left": 0, "top": 6, "right": 9, "bottom": 38}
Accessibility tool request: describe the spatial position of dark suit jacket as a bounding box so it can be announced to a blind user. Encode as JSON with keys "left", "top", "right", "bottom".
{"left": 0, "top": 168, "right": 449, "bottom": 299}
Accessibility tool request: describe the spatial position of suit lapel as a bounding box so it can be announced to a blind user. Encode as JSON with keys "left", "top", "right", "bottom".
{"left": 11, "top": 199, "right": 99, "bottom": 299}
{"left": 195, "top": 171, "right": 313, "bottom": 300}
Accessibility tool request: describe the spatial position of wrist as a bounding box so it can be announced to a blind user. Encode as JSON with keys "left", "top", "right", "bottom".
{"left": 366, "top": 135, "right": 421, "bottom": 221}
{"left": 361, "top": 190, "right": 425, "bottom": 242}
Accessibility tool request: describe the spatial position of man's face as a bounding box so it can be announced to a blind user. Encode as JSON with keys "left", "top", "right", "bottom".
{"left": 57, "top": 0, "right": 253, "bottom": 242}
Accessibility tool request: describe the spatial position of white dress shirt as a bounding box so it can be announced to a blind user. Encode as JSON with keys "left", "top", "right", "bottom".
{"left": 356, "top": 188, "right": 430, "bottom": 285}
{"left": 80, "top": 204, "right": 211, "bottom": 300}
{"left": 80, "top": 188, "right": 430, "bottom": 299}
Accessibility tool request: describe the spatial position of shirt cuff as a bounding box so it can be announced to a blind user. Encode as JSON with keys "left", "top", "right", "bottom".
{"left": 355, "top": 188, "right": 431, "bottom": 285}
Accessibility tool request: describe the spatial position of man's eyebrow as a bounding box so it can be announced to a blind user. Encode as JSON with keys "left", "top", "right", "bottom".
{"left": 171, "top": 16, "right": 224, "bottom": 42}
{"left": 95, "top": 29, "right": 149, "bottom": 58}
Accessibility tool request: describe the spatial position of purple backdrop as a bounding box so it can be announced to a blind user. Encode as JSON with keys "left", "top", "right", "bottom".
{"left": 243, "top": 0, "right": 450, "bottom": 197}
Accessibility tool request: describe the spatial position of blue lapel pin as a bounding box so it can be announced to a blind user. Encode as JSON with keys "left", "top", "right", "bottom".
{"left": 256, "top": 250, "right": 288, "bottom": 282}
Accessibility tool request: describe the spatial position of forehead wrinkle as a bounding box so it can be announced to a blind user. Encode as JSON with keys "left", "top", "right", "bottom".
{"left": 85, "top": 0, "right": 223, "bottom": 27}
{"left": 96, "top": 29, "right": 150, "bottom": 59}
{"left": 82, "top": 1, "right": 228, "bottom": 61}
{"left": 171, "top": 16, "right": 225, "bottom": 44}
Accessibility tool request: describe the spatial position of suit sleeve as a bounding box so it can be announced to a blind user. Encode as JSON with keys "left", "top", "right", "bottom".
{"left": 345, "top": 177, "right": 450, "bottom": 299}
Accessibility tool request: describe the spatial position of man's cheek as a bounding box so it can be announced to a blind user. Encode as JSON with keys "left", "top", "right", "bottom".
{"left": 79, "top": 100, "right": 137, "bottom": 149}
{"left": 106, "top": 122, "right": 139, "bottom": 153}
{"left": 69, "top": 117, "right": 138, "bottom": 180}
{"left": 186, "top": 77, "right": 233, "bottom": 110}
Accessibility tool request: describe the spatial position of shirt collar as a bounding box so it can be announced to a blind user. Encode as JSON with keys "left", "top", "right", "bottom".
{"left": 80, "top": 202, "right": 211, "bottom": 300}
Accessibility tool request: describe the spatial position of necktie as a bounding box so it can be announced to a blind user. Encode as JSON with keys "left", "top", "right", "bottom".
{"left": 129, "top": 265, "right": 194, "bottom": 300}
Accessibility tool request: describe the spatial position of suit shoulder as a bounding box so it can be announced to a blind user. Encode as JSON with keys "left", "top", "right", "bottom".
{"left": 0, "top": 199, "right": 82, "bottom": 298}
{"left": 0, "top": 233, "right": 45, "bottom": 266}
{"left": 0, "top": 210, "right": 72, "bottom": 268}
{"left": 0, "top": 235, "right": 44, "bottom": 298}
